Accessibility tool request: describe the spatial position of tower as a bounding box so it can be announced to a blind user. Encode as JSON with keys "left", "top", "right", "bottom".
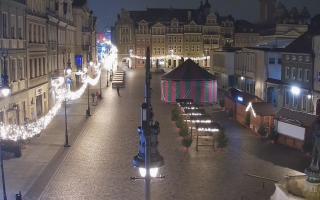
{"left": 260, "top": 0, "right": 277, "bottom": 23}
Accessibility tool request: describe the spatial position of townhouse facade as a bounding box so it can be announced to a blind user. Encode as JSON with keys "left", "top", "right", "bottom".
{"left": 0, "top": 0, "right": 28, "bottom": 124}
{"left": 0, "top": 0, "right": 97, "bottom": 124}
{"left": 114, "top": 0, "right": 234, "bottom": 69}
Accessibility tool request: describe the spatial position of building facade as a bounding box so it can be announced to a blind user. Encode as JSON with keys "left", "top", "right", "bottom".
{"left": 0, "top": 0, "right": 97, "bottom": 124}
{"left": 281, "top": 33, "right": 314, "bottom": 114}
{"left": 0, "top": 0, "right": 28, "bottom": 124}
{"left": 114, "top": 1, "right": 235, "bottom": 69}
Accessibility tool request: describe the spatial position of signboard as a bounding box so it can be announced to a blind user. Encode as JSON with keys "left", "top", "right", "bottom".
{"left": 277, "top": 121, "right": 305, "bottom": 141}
{"left": 75, "top": 55, "right": 83, "bottom": 70}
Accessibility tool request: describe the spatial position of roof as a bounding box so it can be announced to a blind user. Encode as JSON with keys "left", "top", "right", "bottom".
{"left": 226, "top": 88, "right": 261, "bottom": 105}
{"left": 276, "top": 108, "right": 319, "bottom": 127}
{"left": 266, "top": 78, "right": 283, "bottom": 85}
{"left": 251, "top": 102, "right": 276, "bottom": 116}
{"left": 161, "top": 59, "right": 215, "bottom": 81}
{"left": 72, "top": 0, "right": 87, "bottom": 7}
{"left": 129, "top": 8, "right": 197, "bottom": 25}
{"left": 283, "top": 32, "right": 314, "bottom": 54}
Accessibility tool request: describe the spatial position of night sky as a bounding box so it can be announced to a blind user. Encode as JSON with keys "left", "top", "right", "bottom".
{"left": 88, "top": 0, "right": 320, "bottom": 32}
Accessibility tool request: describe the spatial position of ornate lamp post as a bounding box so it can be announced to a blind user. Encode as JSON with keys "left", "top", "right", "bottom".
{"left": 132, "top": 47, "right": 164, "bottom": 200}
{"left": 64, "top": 53, "right": 72, "bottom": 147}
{"left": 0, "top": 51, "right": 11, "bottom": 200}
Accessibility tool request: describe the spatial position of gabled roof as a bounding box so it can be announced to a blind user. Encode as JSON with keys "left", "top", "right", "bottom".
{"left": 283, "top": 32, "right": 314, "bottom": 54}
{"left": 161, "top": 59, "right": 215, "bottom": 80}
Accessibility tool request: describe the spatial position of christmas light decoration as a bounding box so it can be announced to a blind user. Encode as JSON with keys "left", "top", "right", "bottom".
{"left": 0, "top": 62, "right": 105, "bottom": 142}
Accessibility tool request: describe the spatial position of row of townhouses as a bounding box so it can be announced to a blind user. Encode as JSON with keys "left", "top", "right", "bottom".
{"left": 0, "top": 0, "right": 97, "bottom": 125}
{"left": 211, "top": 15, "right": 320, "bottom": 117}
{"left": 113, "top": 0, "right": 309, "bottom": 69}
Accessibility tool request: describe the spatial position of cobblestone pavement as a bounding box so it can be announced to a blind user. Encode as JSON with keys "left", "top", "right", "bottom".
{"left": 34, "top": 68, "right": 310, "bottom": 200}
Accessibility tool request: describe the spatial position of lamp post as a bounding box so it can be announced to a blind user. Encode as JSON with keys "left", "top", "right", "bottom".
{"left": 132, "top": 47, "right": 164, "bottom": 200}
{"left": 64, "top": 54, "right": 72, "bottom": 148}
{"left": 99, "top": 65, "right": 102, "bottom": 98}
{"left": 86, "top": 62, "right": 93, "bottom": 117}
{"left": 0, "top": 50, "right": 11, "bottom": 200}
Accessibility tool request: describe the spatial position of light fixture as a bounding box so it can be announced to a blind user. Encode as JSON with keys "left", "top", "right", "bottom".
{"left": 237, "top": 96, "right": 244, "bottom": 102}
{"left": 307, "top": 94, "right": 312, "bottom": 99}
{"left": 291, "top": 86, "right": 301, "bottom": 96}
{"left": 139, "top": 167, "right": 159, "bottom": 178}
{"left": 0, "top": 87, "right": 11, "bottom": 97}
{"left": 240, "top": 76, "right": 244, "bottom": 80}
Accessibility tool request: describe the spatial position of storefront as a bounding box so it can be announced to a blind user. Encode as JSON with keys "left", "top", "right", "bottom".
{"left": 224, "top": 88, "right": 261, "bottom": 126}
{"left": 28, "top": 83, "right": 49, "bottom": 120}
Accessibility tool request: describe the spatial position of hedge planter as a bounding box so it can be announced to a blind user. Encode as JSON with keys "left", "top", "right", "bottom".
{"left": 217, "top": 131, "right": 228, "bottom": 149}
{"left": 182, "top": 137, "right": 193, "bottom": 148}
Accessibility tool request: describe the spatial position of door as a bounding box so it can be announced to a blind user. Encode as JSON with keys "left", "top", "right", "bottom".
{"left": 36, "top": 95, "right": 43, "bottom": 117}
{"left": 317, "top": 99, "right": 320, "bottom": 116}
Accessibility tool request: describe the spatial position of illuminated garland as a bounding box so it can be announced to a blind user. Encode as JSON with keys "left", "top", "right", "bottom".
{"left": 0, "top": 63, "right": 103, "bottom": 141}
{"left": 1, "top": 41, "right": 119, "bottom": 142}
{"left": 130, "top": 53, "right": 209, "bottom": 61}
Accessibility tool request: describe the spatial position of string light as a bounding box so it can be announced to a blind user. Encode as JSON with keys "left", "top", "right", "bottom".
{"left": 130, "top": 52, "right": 209, "bottom": 61}
{"left": 0, "top": 62, "right": 106, "bottom": 142}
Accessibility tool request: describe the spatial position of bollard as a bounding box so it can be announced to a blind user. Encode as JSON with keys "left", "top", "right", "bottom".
{"left": 16, "top": 191, "right": 22, "bottom": 200}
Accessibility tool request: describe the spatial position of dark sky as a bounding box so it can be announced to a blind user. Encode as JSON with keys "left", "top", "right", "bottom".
{"left": 88, "top": 0, "right": 320, "bottom": 32}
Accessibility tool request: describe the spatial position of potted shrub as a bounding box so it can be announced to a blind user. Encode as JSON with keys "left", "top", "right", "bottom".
{"left": 182, "top": 136, "right": 193, "bottom": 149}
{"left": 258, "top": 124, "right": 268, "bottom": 138}
{"left": 175, "top": 117, "right": 183, "bottom": 129}
{"left": 171, "top": 107, "right": 180, "bottom": 121}
{"left": 179, "top": 123, "right": 189, "bottom": 137}
{"left": 268, "top": 128, "right": 279, "bottom": 143}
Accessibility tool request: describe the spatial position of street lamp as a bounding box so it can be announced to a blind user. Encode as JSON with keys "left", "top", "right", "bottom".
{"left": 86, "top": 63, "right": 92, "bottom": 117}
{"left": 0, "top": 50, "right": 10, "bottom": 200}
{"left": 63, "top": 55, "right": 72, "bottom": 148}
{"left": 291, "top": 86, "right": 301, "bottom": 96}
{"left": 132, "top": 47, "right": 164, "bottom": 200}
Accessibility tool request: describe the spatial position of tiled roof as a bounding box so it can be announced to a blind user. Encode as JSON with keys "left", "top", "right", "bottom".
{"left": 276, "top": 108, "right": 319, "bottom": 127}
{"left": 129, "top": 8, "right": 197, "bottom": 25}
{"left": 283, "top": 32, "right": 314, "bottom": 54}
{"left": 161, "top": 59, "right": 215, "bottom": 80}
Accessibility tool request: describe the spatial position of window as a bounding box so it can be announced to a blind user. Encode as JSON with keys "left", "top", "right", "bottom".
{"left": 18, "top": 59, "right": 23, "bottom": 80}
{"left": 29, "top": 59, "right": 33, "bottom": 78}
{"left": 17, "top": 16, "right": 23, "bottom": 39}
{"left": 2, "top": 12, "right": 8, "bottom": 38}
{"left": 269, "top": 58, "right": 275, "bottom": 64}
{"left": 305, "top": 69, "right": 310, "bottom": 82}
{"left": 285, "top": 67, "right": 290, "bottom": 79}
{"left": 278, "top": 58, "right": 282, "bottom": 64}
{"left": 298, "top": 68, "right": 303, "bottom": 80}
{"left": 285, "top": 90, "right": 289, "bottom": 105}
{"left": 10, "top": 15, "right": 16, "bottom": 39}
{"left": 306, "top": 56, "right": 310, "bottom": 62}
{"left": 291, "top": 67, "right": 296, "bottom": 80}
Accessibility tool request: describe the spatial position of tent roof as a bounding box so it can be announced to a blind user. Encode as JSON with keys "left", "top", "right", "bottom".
{"left": 161, "top": 59, "right": 215, "bottom": 80}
